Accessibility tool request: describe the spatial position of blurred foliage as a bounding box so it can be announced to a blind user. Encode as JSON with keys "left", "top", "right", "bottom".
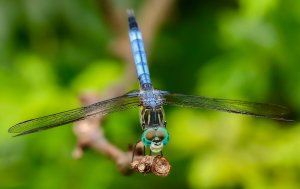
{"left": 0, "top": 0, "right": 300, "bottom": 189}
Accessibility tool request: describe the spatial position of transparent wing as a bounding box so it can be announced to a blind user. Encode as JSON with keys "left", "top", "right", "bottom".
{"left": 162, "top": 92, "right": 290, "bottom": 121}
{"left": 9, "top": 92, "right": 141, "bottom": 136}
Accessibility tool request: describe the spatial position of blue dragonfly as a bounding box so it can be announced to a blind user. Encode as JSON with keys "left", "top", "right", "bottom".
{"left": 9, "top": 10, "right": 289, "bottom": 154}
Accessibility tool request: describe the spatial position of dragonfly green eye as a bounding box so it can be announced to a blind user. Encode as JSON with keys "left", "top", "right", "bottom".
{"left": 145, "top": 129, "right": 155, "bottom": 140}
{"left": 157, "top": 132, "right": 165, "bottom": 140}
{"left": 142, "top": 129, "right": 154, "bottom": 146}
{"left": 156, "top": 127, "right": 169, "bottom": 144}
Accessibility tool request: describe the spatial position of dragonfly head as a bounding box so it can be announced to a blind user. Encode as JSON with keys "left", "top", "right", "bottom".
{"left": 141, "top": 127, "right": 169, "bottom": 153}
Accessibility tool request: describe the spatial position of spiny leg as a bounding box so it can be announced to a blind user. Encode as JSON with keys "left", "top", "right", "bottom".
{"left": 132, "top": 140, "right": 142, "bottom": 162}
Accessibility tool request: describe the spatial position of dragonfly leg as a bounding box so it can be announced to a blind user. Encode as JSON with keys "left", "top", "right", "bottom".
{"left": 141, "top": 123, "right": 145, "bottom": 130}
{"left": 132, "top": 140, "right": 142, "bottom": 162}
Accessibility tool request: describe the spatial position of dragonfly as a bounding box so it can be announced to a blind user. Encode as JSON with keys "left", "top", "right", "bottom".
{"left": 9, "top": 10, "right": 290, "bottom": 154}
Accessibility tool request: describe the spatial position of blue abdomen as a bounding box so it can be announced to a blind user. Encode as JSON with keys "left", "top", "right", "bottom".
{"left": 128, "top": 11, "right": 152, "bottom": 90}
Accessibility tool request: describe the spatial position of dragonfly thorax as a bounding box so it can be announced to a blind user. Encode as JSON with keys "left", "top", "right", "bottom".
{"left": 140, "top": 90, "right": 165, "bottom": 108}
{"left": 140, "top": 106, "right": 166, "bottom": 130}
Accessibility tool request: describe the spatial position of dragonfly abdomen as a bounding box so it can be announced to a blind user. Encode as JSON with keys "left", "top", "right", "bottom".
{"left": 128, "top": 10, "right": 152, "bottom": 90}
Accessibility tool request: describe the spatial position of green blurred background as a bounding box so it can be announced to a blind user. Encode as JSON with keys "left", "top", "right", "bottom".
{"left": 1, "top": 0, "right": 300, "bottom": 188}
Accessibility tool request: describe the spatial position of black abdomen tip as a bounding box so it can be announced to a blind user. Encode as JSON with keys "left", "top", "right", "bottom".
{"left": 127, "top": 9, "right": 138, "bottom": 29}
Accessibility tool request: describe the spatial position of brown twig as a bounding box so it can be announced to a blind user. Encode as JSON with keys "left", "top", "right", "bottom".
{"left": 72, "top": 0, "right": 175, "bottom": 176}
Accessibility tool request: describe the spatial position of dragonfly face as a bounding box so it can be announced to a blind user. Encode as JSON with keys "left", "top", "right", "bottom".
{"left": 140, "top": 106, "right": 169, "bottom": 153}
{"left": 141, "top": 127, "right": 169, "bottom": 153}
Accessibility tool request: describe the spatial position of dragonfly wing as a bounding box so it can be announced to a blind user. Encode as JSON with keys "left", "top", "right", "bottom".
{"left": 162, "top": 92, "right": 290, "bottom": 121}
{"left": 9, "top": 92, "right": 141, "bottom": 136}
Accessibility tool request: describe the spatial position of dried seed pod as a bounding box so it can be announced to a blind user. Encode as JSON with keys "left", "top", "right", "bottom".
{"left": 131, "top": 155, "right": 171, "bottom": 176}
{"left": 151, "top": 155, "right": 171, "bottom": 176}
